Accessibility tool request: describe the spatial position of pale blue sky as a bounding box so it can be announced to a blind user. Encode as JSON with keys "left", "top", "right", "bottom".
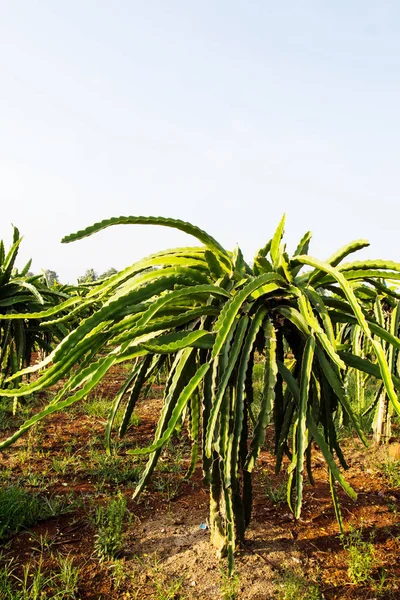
{"left": 1, "top": 1, "right": 399, "bottom": 282}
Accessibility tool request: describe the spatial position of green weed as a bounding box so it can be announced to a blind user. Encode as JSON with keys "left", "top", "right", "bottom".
{"left": 142, "top": 553, "right": 185, "bottom": 600}
{"left": 154, "top": 577, "right": 184, "bottom": 600}
{"left": 276, "top": 569, "right": 321, "bottom": 600}
{"left": 19, "top": 557, "right": 56, "bottom": 600}
{"left": 81, "top": 396, "right": 140, "bottom": 428}
{"left": 58, "top": 554, "right": 80, "bottom": 598}
{"left": 0, "top": 556, "right": 17, "bottom": 598}
{"left": 41, "top": 493, "right": 77, "bottom": 518}
{"left": 108, "top": 558, "right": 127, "bottom": 590}
{"left": 93, "top": 492, "right": 127, "bottom": 561}
{"left": 152, "top": 475, "right": 181, "bottom": 501}
{"left": 220, "top": 568, "right": 240, "bottom": 600}
{"left": 30, "top": 530, "right": 56, "bottom": 555}
{"left": 87, "top": 449, "right": 140, "bottom": 485}
{"left": 0, "top": 487, "right": 77, "bottom": 540}
{"left": 263, "top": 475, "right": 287, "bottom": 505}
{"left": 341, "top": 526, "right": 376, "bottom": 585}
{"left": 0, "top": 396, "right": 38, "bottom": 432}
{"left": 252, "top": 361, "right": 264, "bottom": 415}
{"left": 22, "top": 472, "right": 50, "bottom": 489}
{"left": 0, "top": 486, "right": 43, "bottom": 538}
{"left": 381, "top": 459, "right": 400, "bottom": 488}
{"left": 51, "top": 454, "right": 81, "bottom": 476}
{"left": 0, "top": 553, "right": 79, "bottom": 599}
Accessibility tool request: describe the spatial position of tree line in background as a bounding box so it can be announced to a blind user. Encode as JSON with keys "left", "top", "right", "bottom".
{"left": 41, "top": 267, "right": 118, "bottom": 287}
{"left": 0, "top": 225, "right": 118, "bottom": 382}
{"left": 1, "top": 217, "right": 400, "bottom": 573}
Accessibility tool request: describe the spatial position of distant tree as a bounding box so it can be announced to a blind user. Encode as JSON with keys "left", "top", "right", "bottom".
{"left": 77, "top": 268, "right": 98, "bottom": 284}
{"left": 99, "top": 267, "right": 118, "bottom": 280}
{"left": 43, "top": 269, "right": 59, "bottom": 287}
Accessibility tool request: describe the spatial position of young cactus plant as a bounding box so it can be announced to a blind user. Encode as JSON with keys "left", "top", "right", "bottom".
{"left": 1, "top": 215, "right": 400, "bottom": 575}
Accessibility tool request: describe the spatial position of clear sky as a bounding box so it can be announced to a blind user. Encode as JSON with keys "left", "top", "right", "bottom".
{"left": 1, "top": 1, "right": 399, "bottom": 283}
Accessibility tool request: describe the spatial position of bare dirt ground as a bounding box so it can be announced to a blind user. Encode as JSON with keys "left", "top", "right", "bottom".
{"left": 1, "top": 363, "right": 400, "bottom": 599}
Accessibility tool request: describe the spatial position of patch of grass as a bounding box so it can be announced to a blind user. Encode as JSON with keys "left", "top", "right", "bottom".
{"left": 154, "top": 576, "right": 184, "bottom": 600}
{"left": 0, "top": 555, "right": 17, "bottom": 598}
{"left": 80, "top": 396, "right": 140, "bottom": 428}
{"left": 87, "top": 449, "right": 141, "bottom": 485}
{"left": 13, "top": 426, "right": 47, "bottom": 467}
{"left": 0, "top": 468, "right": 13, "bottom": 482}
{"left": 220, "top": 568, "right": 240, "bottom": 600}
{"left": 0, "top": 396, "right": 39, "bottom": 432}
{"left": 108, "top": 558, "right": 128, "bottom": 590}
{"left": 381, "top": 459, "right": 400, "bottom": 488}
{"left": 0, "top": 400, "right": 18, "bottom": 431}
{"left": 18, "top": 557, "right": 56, "bottom": 600}
{"left": 41, "top": 493, "right": 77, "bottom": 518}
{"left": 29, "top": 530, "right": 57, "bottom": 555}
{"left": 372, "top": 568, "right": 392, "bottom": 598}
{"left": 140, "top": 553, "right": 185, "bottom": 600}
{"left": 58, "top": 554, "right": 80, "bottom": 598}
{"left": 0, "top": 486, "right": 44, "bottom": 539}
{"left": 51, "top": 454, "right": 81, "bottom": 476}
{"left": 26, "top": 420, "right": 45, "bottom": 446}
{"left": 81, "top": 396, "right": 113, "bottom": 418}
{"left": 158, "top": 442, "right": 185, "bottom": 474}
{"left": 341, "top": 525, "right": 376, "bottom": 585}
{"left": 152, "top": 476, "right": 181, "bottom": 501}
{"left": 0, "top": 487, "right": 77, "bottom": 539}
{"left": 22, "top": 472, "right": 51, "bottom": 489}
{"left": 276, "top": 569, "right": 321, "bottom": 600}
{"left": 93, "top": 492, "right": 127, "bottom": 561}
{"left": 0, "top": 553, "right": 80, "bottom": 599}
